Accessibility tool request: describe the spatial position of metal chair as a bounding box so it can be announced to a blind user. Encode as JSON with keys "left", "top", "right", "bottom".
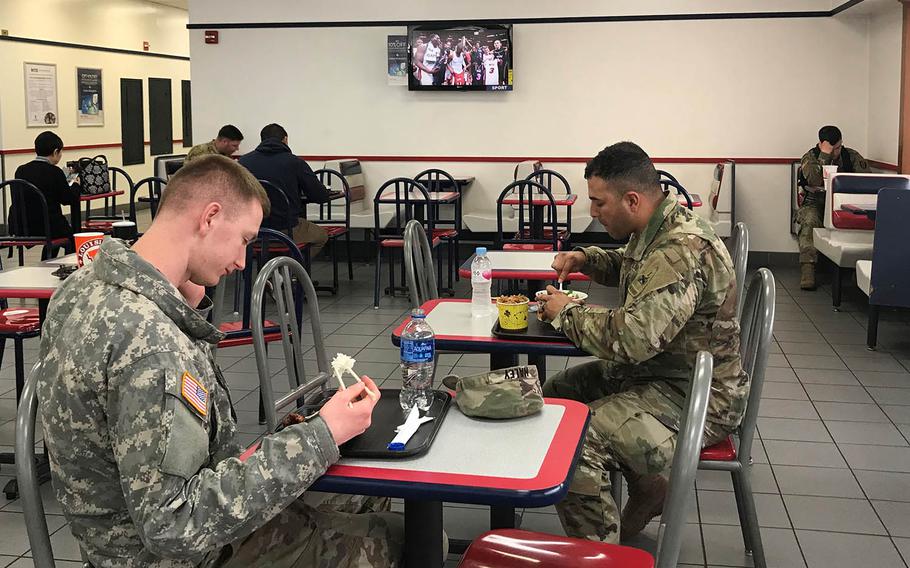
{"left": 82, "top": 167, "right": 137, "bottom": 232}
{"left": 660, "top": 177, "right": 694, "bottom": 210}
{"left": 495, "top": 180, "right": 563, "bottom": 251}
{"left": 373, "top": 177, "right": 442, "bottom": 309}
{"left": 415, "top": 168, "right": 462, "bottom": 289}
{"left": 697, "top": 268, "right": 776, "bottom": 568}
{"left": 0, "top": 179, "right": 73, "bottom": 265}
{"left": 525, "top": 168, "right": 573, "bottom": 245}
{"left": 729, "top": 222, "right": 750, "bottom": 319}
{"left": 404, "top": 219, "right": 439, "bottom": 309}
{"left": 251, "top": 256, "right": 332, "bottom": 434}
{"left": 312, "top": 167, "right": 354, "bottom": 293}
{"left": 133, "top": 176, "right": 167, "bottom": 219}
{"left": 458, "top": 351, "right": 714, "bottom": 568}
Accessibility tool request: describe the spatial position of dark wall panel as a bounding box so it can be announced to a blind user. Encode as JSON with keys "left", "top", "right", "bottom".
{"left": 120, "top": 78, "right": 144, "bottom": 166}
{"left": 181, "top": 80, "right": 192, "bottom": 148}
{"left": 149, "top": 77, "right": 173, "bottom": 156}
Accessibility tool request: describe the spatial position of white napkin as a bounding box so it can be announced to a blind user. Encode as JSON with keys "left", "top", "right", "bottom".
{"left": 388, "top": 405, "right": 434, "bottom": 451}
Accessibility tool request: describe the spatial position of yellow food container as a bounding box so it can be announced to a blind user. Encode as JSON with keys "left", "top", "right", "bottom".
{"left": 497, "top": 298, "right": 529, "bottom": 330}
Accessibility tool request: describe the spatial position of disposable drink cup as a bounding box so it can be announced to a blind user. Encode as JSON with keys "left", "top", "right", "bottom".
{"left": 112, "top": 221, "right": 138, "bottom": 240}
{"left": 822, "top": 165, "right": 838, "bottom": 180}
{"left": 74, "top": 232, "right": 105, "bottom": 267}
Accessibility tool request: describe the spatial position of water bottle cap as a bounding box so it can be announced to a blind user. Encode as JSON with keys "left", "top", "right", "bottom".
{"left": 475, "top": 247, "right": 487, "bottom": 255}
{"left": 410, "top": 308, "right": 426, "bottom": 319}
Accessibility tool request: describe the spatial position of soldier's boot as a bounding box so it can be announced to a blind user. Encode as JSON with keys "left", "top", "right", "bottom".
{"left": 800, "top": 263, "right": 817, "bottom": 291}
{"left": 620, "top": 473, "right": 668, "bottom": 541}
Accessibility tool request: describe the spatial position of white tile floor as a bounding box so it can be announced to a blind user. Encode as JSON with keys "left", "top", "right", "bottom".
{"left": 1, "top": 225, "right": 910, "bottom": 567}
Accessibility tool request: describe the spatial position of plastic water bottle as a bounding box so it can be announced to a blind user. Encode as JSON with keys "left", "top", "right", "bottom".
{"left": 471, "top": 247, "right": 493, "bottom": 318}
{"left": 399, "top": 309, "right": 435, "bottom": 411}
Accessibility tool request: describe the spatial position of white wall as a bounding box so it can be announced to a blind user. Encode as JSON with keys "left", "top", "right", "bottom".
{"left": 0, "top": 0, "right": 188, "bottom": 55}
{"left": 866, "top": 3, "right": 902, "bottom": 165}
{"left": 0, "top": 1, "right": 190, "bottom": 193}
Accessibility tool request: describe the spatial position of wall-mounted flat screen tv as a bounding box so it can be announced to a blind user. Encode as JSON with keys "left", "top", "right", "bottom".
{"left": 408, "top": 23, "right": 513, "bottom": 91}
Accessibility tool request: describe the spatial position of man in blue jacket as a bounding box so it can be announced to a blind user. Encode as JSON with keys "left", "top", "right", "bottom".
{"left": 238, "top": 123, "right": 330, "bottom": 257}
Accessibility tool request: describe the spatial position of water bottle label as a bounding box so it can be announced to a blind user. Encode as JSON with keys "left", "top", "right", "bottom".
{"left": 401, "top": 338, "right": 434, "bottom": 363}
{"left": 472, "top": 268, "right": 492, "bottom": 282}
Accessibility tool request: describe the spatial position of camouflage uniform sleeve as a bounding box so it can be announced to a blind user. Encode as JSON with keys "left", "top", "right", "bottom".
{"left": 576, "top": 245, "right": 624, "bottom": 286}
{"left": 800, "top": 149, "right": 827, "bottom": 187}
{"left": 109, "top": 351, "right": 340, "bottom": 559}
{"left": 848, "top": 148, "right": 872, "bottom": 172}
{"left": 552, "top": 247, "right": 701, "bottom": 364}
{"left": 184, "top": 145, "right": 202, "bottom": 163}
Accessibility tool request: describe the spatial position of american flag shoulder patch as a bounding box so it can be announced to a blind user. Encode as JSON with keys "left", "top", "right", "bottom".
{"left": 180, "top": 371, "right": 208, "bottom": 417}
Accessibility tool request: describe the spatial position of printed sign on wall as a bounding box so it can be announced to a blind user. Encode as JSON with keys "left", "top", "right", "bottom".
{"left": 77, "top": 67, "right": 104, "bottom": 126}
{"left": 388, "top": 35, "right": 408, "bottom": 86}
{"left": 25, "top": 62, "right": 58, "bottom": 127}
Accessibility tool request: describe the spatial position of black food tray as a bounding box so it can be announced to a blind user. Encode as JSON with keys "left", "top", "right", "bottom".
{"left": 491, "top": 316, "right": 574, "bottom": 343}
{"left": 340, "top": 389, "right": 451, "bottom": 459}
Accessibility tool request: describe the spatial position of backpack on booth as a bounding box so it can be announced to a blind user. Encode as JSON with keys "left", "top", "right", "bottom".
{"left": 77, "top": 155, "right": 111, "bottom": 195}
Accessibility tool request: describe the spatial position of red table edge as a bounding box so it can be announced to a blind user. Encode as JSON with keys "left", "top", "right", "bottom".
{"left": 392, "top": 298, "right": 576, "bottom": 348}
{"left": 0, "top": 288, "right": 55, "bottom": 299}
{"left": 323, "top": 398, "right": 589, "bottom": 491}
{"left": 376, "top": 191, "right": 460, "bottom": 203}
{"left": 500, "top": 194, "right": 578, "bottom": 206}
{"left": 79, "top": 190, "right": 125, "bottom": 201}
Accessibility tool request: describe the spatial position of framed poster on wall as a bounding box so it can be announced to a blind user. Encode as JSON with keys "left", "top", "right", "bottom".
{"left": 76, "top": 67, "right": 104, "bottom": 126}
{"left": 24, "top": 62, "right": 58, "bottom": 127}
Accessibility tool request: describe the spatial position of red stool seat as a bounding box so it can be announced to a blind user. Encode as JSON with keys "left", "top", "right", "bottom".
{"left": 503, "top": 242, "right": 563, "bottom": 251}
{"left": 517, "top": 228, "right": 568, "bottom": 240}
{"left": 700, "top": 435, "right": 736, "bottom": 461}
{"left": 84, "top": 220, "right": 115, "bottom": 231}
{"left": 322, "top": 225, "right": 348, "bottom": 238}
{"left": 433, "top": 228, "right": 458, "bottom": 239}
{"left": 0, "top": 237, "right": 70, "bottom": 248}
{"left": 459, "top": 529, "right": 654, "bottom": 568}
{"left": 380, "top": 236, "right": 441, "bottom": 248}
{"left": 0, "top": 308, "right": 41, "bottom": 334}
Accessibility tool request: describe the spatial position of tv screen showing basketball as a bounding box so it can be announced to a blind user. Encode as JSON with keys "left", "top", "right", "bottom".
{"left": 407, "top": 24, "right": 513, "bottom": 91}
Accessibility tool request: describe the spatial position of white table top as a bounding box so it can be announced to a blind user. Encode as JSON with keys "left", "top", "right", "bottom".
{"left": 0, "top": 266, "right": 62, "bottom": 298}
{"left": 377, "top": 191, "right": 459, "bottom": 203}
{"left": 42, "top": 253, "right": 77, "bottom": 267}
{"left": 339, "top": 404, "right": 563, "bottom": 479}
{"left": 459, "top": 250, "right": 590, "bottom": 281}
{"left": 425, "top": 299, "right": 498, "bottom": 338}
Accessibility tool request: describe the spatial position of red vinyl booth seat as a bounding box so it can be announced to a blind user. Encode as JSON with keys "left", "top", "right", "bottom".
{"left": 832, "top": 210, "right": 875, "bottom": 231}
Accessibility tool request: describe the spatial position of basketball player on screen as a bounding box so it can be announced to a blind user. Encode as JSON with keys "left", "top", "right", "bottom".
{"left": 448, "top": 45, "right": 468, "bottom": 86}
{"left": 483, "top": 46, "right": 499, "bottom": 86}
{"left": 412, "top": 34, "right": 442, "bottom": 86}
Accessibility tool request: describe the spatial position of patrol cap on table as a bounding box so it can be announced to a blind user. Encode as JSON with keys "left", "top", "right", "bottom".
{"left": 441, "top": 365, "right": 544, "bottom": 419}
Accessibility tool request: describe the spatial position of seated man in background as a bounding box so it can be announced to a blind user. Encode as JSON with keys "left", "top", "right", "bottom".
{"left": 35, "top": 155, "right": 402, "bottom": 567}
{"left": 796, "top": 124, "right": 871, "bottom": 290}
{"left": 239, "top": 123, "right": 331, "bottom": 257}
{"left": 185, "top": 124, "right": 244, "bottom": 162}
{"left": 538, "top": 142, "right": 748, "bottom": 544}
{"left": 11, "top": 130, "right": 81, "bottom": 242}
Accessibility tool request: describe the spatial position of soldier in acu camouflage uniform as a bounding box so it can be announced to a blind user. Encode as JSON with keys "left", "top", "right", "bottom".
{"left": 34, "top": 155, "right": 403, "bottom": 568}
{"left": 537, "top": 142, "right": 748, "bottom": 544}
{"left": 796, "top": 125, "right": 870, "bottom": 290}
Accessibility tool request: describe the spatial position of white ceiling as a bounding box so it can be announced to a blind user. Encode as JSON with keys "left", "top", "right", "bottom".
{"left": 147, "top": 0, "right": 188, "bottom": 11}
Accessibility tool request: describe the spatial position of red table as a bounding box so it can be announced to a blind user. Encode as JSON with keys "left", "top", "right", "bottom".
{"left": 458, "top": 250, "right": 590, "bottom": 282}
{"left": 80, "top": 190, "right": 125, "bottom": 222}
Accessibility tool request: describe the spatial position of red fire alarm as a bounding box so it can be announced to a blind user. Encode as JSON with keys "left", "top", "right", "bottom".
{"left": 205, "top": 30, "right": 219, "bottom": 44}
{"left": 142, "top": 41, "right": 150, "bottom": 51}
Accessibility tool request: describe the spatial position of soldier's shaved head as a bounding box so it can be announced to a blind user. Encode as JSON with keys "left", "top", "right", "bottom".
{"left": 157, "top": 154, "right": 270, "bottom": 219}
{"left": 584, "top": 142, "right": 662, "bottom": 197}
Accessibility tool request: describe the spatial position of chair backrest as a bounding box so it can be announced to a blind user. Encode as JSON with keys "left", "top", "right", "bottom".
{"left": 414, "top": 168, "right": 462, "bottom": 233}
{"left": 323, "top": 158, "right": 365, "bottom": 206}
{"left": 312, "top": 168, "right": 351, "bottom": 226}
{"left": 729, "top": 222, "right": 749, "bottom": 319}
{"left": 826, "top": 173, "right": 910, "bottom": 230}
{"left": 373, "top": 177, "right": 434, "bottom": 236}
{"left": 251, "top": 255, "right": 331, "bottom": 433}
{"left": 404, "top": 220, "right": 439, "bottom": 308}
{"left": 525, "top": 168, "right": 573, "bottom": 234}
{"left": 707, "top": 161, "right": 736, "bottom": 237}
{"left": 655, "top": 351, "right": 713, "bottom": 568}
{"left": 0, "top": 179, "right": 53, "bottom": 242}
{"left": 108, "top": 167, "right": 137, "bottom": 222}
{"left": 513, "top": 159, "right": 542, "bottom": 181}
{"left": 660, "top": 178, "right": 693, "bottom": 210}
{"left": 16, "top": 367, "right": 57, "bottom": 568}
{"left": 495, "top": 179, "right": 560, "bottom": 250}
{"left": 258, "top": 179, "right": 294, "bottom": 237}
{"left": 735, "top": 268, "right": 776, "bottom": 465}
{"left": 132, "top": 176, "right": 167, "bottom": 219}
{"left": 869, "top": 187, "right": 910, "bottom": 309}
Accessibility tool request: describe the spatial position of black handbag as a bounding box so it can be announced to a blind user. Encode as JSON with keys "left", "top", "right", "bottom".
{"left": 77, "top": 155, "right": 111, "bottom": 195}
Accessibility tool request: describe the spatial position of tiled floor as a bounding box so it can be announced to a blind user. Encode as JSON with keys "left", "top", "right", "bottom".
{"left": 1, "top": 230, "right": 910, "bottom": 566}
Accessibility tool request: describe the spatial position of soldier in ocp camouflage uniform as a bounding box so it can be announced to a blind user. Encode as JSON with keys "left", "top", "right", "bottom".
{"left": 34, "top": 155, "right": 402, "bottom": 568}
{"left": 796, "top": 125, "right": 870, "bottom": 290}
{"left": 537, "top": 142, "right": 748, "bottom": 544}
